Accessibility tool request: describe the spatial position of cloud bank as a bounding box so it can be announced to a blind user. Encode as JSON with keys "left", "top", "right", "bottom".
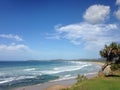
{"left": 55, "top": 22, "right": 118, "bottom": 50}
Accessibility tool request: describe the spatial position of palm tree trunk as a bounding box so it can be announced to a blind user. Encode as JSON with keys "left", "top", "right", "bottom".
{"left": 102, "top": 63, "right": 108, "bottom": 71}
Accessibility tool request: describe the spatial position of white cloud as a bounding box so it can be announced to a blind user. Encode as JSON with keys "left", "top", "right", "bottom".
{"left": 55, "top": 22, "right": 119, "bottom": 50}
{"left": 115, "top": 9, "right": 120, "bottom": 20}
{"left": 0, "top": 43, "right": 31, "bottom": 60}
{"left": 83, "top": 5, "right": 110, "bottom": 24}
{"left": 0, "top": 44, "right": 29, "bottom": 51}
{"left": 116, "top": 0, "right": 120, "bottom": 5}
{"left": 0, "top": 34, "right": 23, "bottom": 41}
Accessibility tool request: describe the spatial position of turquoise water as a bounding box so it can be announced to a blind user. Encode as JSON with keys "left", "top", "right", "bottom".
{"left": 0, "top": 60, "right": 101, "bottom": 90}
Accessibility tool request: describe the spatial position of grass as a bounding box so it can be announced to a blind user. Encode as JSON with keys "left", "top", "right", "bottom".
{"left": 63, "top": 71, "right": 120, "bottom": 90}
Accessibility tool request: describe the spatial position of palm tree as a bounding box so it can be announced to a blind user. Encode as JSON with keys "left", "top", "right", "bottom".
{"left": 100, "top": 42, "right": 120, "bottom": 71}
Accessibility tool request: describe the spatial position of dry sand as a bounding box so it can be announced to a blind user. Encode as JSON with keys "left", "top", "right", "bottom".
{"left": 92, "top": 61, "right": 104, "bottom": 66}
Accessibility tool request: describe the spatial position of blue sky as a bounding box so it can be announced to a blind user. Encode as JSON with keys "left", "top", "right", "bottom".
{"left": 0, "top": 0, "right": 120, "bottom": 60}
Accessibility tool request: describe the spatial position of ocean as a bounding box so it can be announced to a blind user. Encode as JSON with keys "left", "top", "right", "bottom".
{"left": 0, "top": 60, "right": 101, "bottom": 90}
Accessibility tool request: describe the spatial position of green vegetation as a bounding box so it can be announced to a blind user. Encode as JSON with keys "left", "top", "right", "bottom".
{"left": 100, "top": 42, "right": 120, "bottom": 71}
{"left": 63, "top": 42, "right": 120, "bottom": 90}
{"left": 76, "top": 75, "right": 87, "bottom": 83}
{"left": 111, "top": 63, "right": 120, "bottom": 71}
{"left": 66, "top": 76, "right": 120, "bottom": 90}
{"left": 63, "top": 71, "right": 120, "bottom": 90}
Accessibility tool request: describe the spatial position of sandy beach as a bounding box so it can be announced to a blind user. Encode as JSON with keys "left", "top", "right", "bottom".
{"left": 12, "top": 61, "right": 104, "bottom": 90}
{"left": 12, "top": 78, "right": 76, "bottom": 90}
{"left": 92, "top": 61, "right": 104, "bottom": 66}
{"left": 12, "top": 73, "right": 99, "bottom": 90}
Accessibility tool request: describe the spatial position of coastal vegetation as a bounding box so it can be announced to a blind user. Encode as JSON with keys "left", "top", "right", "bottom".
{"left": 63, "top": 75, "right": 120, "bottom": 90}
{"left": 76, "top": 75, "right": 87, "bottom": 83}
{"left": 100, "top": 42, "right": 120, "bottom": 71}
{"left": 63, "top": 42, "right": 120, "bottom": 90}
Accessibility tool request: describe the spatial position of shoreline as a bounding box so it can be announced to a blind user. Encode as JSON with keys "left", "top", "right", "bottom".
{"left": 12, "top": 78, "right": 76, "bottom": 90}
{"left": 12, "top": 61, "right": 104, "bottom": 90}
{"left": 91, "top": 61, "right": 104, "bottom": 66}
{"left": 14, "top": 73, "right": 97, "bottom": 90}
{"left": 12, "top": 73, "right": 99, "bottom": 90}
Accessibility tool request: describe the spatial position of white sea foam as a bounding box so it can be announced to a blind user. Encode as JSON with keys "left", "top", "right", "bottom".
{"left": 70, "top": 61, "right": 87, "bottom": 65}
{"left": 0, "top": 75, "right": 36, "bottom": 84}
{"left": 15, "top": 76, "right": 36, "bottom": 80}
{"left": 64, "top": 74, "right": 71, "bottom": 77}
{"left": 50, "top": 72, "right": 99, "bottom": 82}
{"left": 23, "top": 68, "right": 36, "bottom": 71}
{"left": 51, "top": 72, "right": 98, "bottom": 82}
{"left": 0, "top": 77, "right": 15, "bottom": 84}
{"left": 0, "top": 61, "right": 100, "bottom": 86}
{"left": 41, "top": 64, "right": 92, "bottom": 74}
{"left": 50, "top": 75, "right": 75, "bottom": 82}
{"left": 53, "top": 67, "right": 59, "bottom": 70}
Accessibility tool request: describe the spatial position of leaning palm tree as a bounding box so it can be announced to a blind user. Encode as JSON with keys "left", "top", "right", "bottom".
{"left": 100, "top": 42, "right": 120, "bottom": 71}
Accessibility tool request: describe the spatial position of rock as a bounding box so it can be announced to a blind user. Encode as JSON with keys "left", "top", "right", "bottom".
{"left": 103, "top": 65, "right": 112, "bottom": 76}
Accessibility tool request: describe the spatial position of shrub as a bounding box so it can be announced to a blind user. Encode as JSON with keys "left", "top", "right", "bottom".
{"left": 98, "top": 70, "right": 105, "bottom": 77}
{"left": 111, "top": 64, "right": 120, "bottom": 71}
{"left": 76, "top": 75, "right": 87, "bottom": 83}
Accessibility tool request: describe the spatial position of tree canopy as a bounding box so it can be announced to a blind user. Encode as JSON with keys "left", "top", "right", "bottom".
{"left": 100, "top": 42, "right": 120, "bottom": 64}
